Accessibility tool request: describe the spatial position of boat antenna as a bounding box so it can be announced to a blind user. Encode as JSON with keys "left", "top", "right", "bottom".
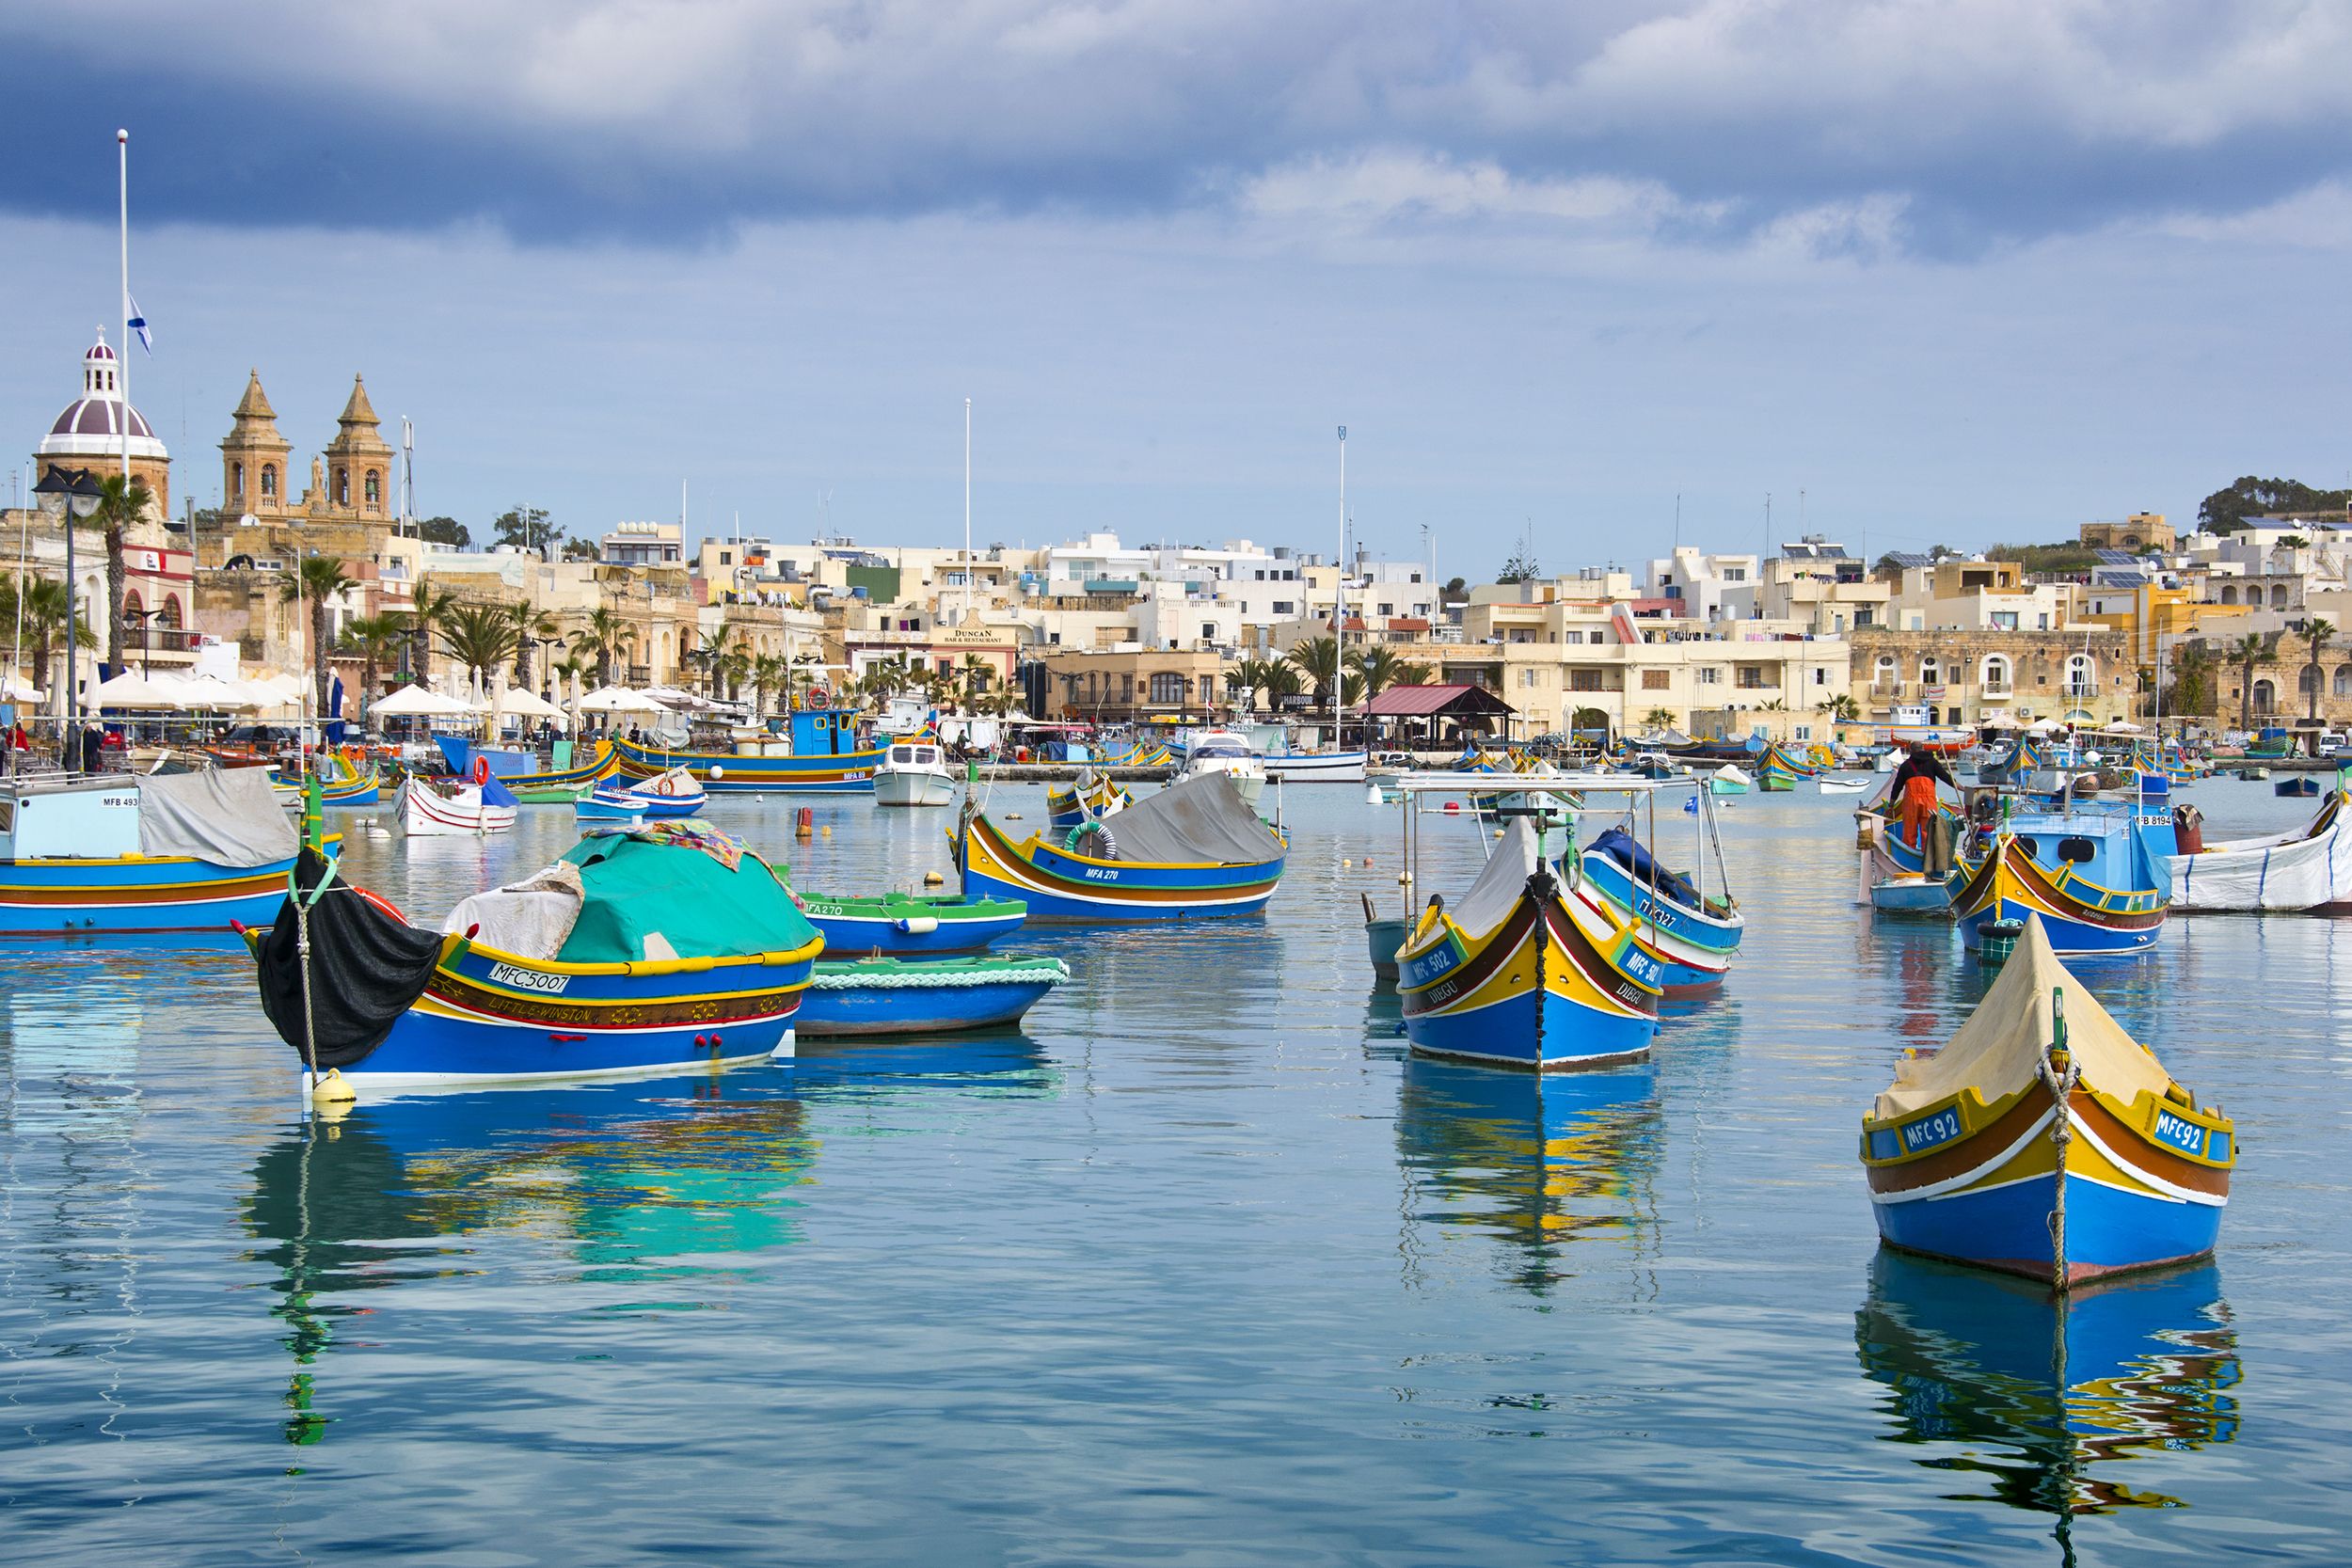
{"left": 1336, "top": 424, "right": 1347, "bottom": 756}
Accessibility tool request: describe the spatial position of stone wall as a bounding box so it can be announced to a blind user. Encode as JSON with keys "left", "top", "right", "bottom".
{"left": 1850, "top": 626, "right": 2132, "bottom": 725}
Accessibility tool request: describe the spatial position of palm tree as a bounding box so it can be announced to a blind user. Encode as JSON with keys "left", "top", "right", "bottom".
{"left": 2235, "top": 632, "right": 2267, "bottom": 731}
{"left": 1643, "top": 706, "right": 1676, "bottom": 730}
{"left": 1392, "top": 662, "right": 1436, "bottom": 687}
{"left": 548, "top": 653, "right": 594, "bottom": 709}
{"left": 438, "top": 601, "right": 521, "bottom": 691}
{"left": 1350, "top": 644, "right": 1412, "bottom": 700}
{"left": 959, "top": 654, "right": 993, "bottom": 710}
{"left": 3, "top": 574, "right": 93, "bottom": 699}
{"left": 342, "top": 612, "right": 410, "bottom": 729}
{"left": 408, "top": 584, "right": 457, "bottom": 687}
{"left": 2171, "top": 642, "right": 2214, "bottom": 718}
{"left": 571, "top": 605, "right": 634, "bottom": 687}
{"left": 2305, "top": 618, "right": 2336, "bottom": 747}
{"left": 279, "top": 556, "right": 359, "bottom": 719}
{"left": 748, "top": 653, "right": 789, "bottom": 719}
{"left": 1286, "top": 636, "right": 1342, "bottom": 709}
{"left": 87, "top": 473, "right": 153, "bottom": 671}
{"left": 715, "top": 645, "right": 752, "bottom": 705}
{"left": 502, "top": 601, "right": 559, "bottom": 690}
{"left": 1817, "top": 693, "right": 1861, "bottom": 722}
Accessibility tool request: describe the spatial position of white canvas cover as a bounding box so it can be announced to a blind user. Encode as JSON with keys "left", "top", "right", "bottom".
{"left": 1087, "top": 771, "right": 1283, "bottom": 864}
{"left": 441, "top": 860, "right": 585, "bottom": 961}
{"left": 137, "top": 768, "right": 299, "bottom": 868}
{"left": 2160, "top": 792, "right": 2352, "bottom": 911}
{"left": 1872, "top": 915, "right": 2174, "bottom": 1119}
{"left": 1448, "top": 816, "right": 1543, "bottom": 940}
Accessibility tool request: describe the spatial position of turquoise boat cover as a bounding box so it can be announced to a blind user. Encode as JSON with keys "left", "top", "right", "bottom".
{"left": 554, "top": 835, "right": 816, "bottom": 963}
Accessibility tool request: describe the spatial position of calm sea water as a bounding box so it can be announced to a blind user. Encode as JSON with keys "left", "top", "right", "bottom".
{"left": 3, "top": 777, "right": 2347, "bottom": 1565}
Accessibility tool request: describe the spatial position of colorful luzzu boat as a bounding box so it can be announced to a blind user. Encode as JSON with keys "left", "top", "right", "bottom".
{"left": 955, "top": 771, "right": 1285, "bottom": 923}
{"left": 792, "top": 890, "right": 1027, "bottom": 955}
{"left": 276, "top": 752, "right": 379, "bottom": 807}
{"left": 397, "top": 771, "right": 520, "bottom": 835}
{"left": 1756, "top": 741, "right": 1818, "bottom": 792}
{"left": 611, "top": 707, "right": 879, "bottom": 794}
{"left": 1949, "top": 798, "right": 2171, "bottom": 955}
{"left": 794, "top": 953, "right": 1071, "bottom": 1037}
{"left": 246, "top": 824, "right": 822, "bottom": 1088}
{"left": 0, "top": 769, "right": 333, "bottom": 935}
{"left": 1045, "top": 769, "right": 1129, "bottom": 829}
{"left": 1395, "top": 816, "right": 1663, "bottom": 1071}
{"left": 2160, "top": 781, "right": 2352, "bottom": 911}
{"left": 1862, "top": 915, "right": 2232, "bottom": 1289}
{"left": 1575, "top": 823, "right": 1743, "bottom": 993}
{"left": 502, "top": 741, "right": 618, "bottom": 803}
{"left": 574, "top": 766, "right": 706, "bottom": 822}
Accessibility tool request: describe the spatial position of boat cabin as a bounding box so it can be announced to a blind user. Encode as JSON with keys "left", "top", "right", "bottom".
{"left": 0, "top": 774, "right": 145, "bottom": 862}
{"left": 724, "top": 708, "right": 868, "bottom": 758}
{"left": 887, "top": 742, "right": 946, "bottom": 769}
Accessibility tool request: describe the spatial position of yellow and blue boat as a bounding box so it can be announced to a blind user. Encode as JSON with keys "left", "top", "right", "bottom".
{"left": 1394, "top": 817, "right": 1662, "bottom": 1071}
{"left": 1045, "top": 768, "right": 1129, "bottom": 830}
{"left": 612, "top": 707, "right": 879, "bottom": 793}
{"left": 1862, "top": 915, "right": 2232, "bottom": 1288}
{"left": 1575, "top": 822, "right": 1743, "bottom": 993}
{"left": 1948, "top": 798, "right": 2171, "bottom": 955}
{"left": 1, "top": 769, "right": 333, "bottom": 936}
{"left": 246, "top": 826, "right": 822, "bottom": 1087}
{"left": 504, "top": 740, "right": 619, "bottom": 802}
{"left": 1756, "top": 740, "right": 1818, "bottom": 792}
{"left": 955, "top": 771, "right": 1285, "bottom": 923}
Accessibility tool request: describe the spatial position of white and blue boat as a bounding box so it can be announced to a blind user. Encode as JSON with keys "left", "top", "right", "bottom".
{"left": 1576, "top": 818, "right": 1743, "bottom": 994}
{"left": 1950, "top": 787, "right": 2174, "bottom": 955}
{"left": 574, "top": 766, "right": 706, "bottom": 822}
{"left": 794, "top": 891, "right": 1026, "bottom": 955}
{"left": 0, "top": 768, "right": 328, "bottom": 936}
{"left": 794, "top": 953, "right": 1071, "bottom": 1037}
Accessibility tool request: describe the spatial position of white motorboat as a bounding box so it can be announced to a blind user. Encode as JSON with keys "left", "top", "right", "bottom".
{"left": 873, "top": 738, "right": 959, "bottom": 807}
{"left": 1182, "top": 730, "right": 1267, "bottom": 806}
{"left": 397, "top": 776, "right": 518, "bottom": 836}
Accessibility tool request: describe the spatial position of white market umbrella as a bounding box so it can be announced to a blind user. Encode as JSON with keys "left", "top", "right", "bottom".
{"left": 166, "top": 673, "right": 262, "bottom": 712}
{"left": 1, "top": 674, "right": 44, "bottom": 704}
{"left": 88, "top": 670, "right": 180, "bottom": 709}
{"left": 499, "top": 685, "right": 569, "bottom": 729}
{"left": 579, "top": 685, "right": 660, "bottom": 714}
{"left": 373, "top": 684, "right": 478, "bottom": 719}
{"left": 567, "top": 666, "right": 584, "bottom": 736}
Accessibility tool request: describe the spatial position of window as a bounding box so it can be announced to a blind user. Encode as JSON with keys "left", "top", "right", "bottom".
{"left": 1273, "top": 601, "right": 1295, "bottom": 615}
{"left": 1697, "top": 667, "right": 1723, "bottom": 686}
{"left": 231, "top": 461, "right": 245, "bottom": 499}
{"left": 261, "top": 464, "right": 278, "bottom": 499}
{"left": 1813, "top": 667, "right": 1828, "bottom": 685}
{"left": 2253, "top": 679, "right": 2276, "bottom": 713}
{"left": 2273, "top": 585, "right": 2290, "bottom": 608}
{"left": 1873, "top": 655, "right": 1896, "bottom": 688}
{"left": 2300, "top": 666, "right": 2320, "bottom": 697}
{"left": 1982, "top": 655, "right": 2011, "bottom": 690}
{"left": 2220, "top": 584, "right": 2239, "bottom": 605}
{"left": 1120, "top": 674, "right": 1133, "bottom": 704}
{"left": 364, "top": 469, "right": 381, "bottom": 506}
{"left": 1569, "top": 669, "right": 1604, "bottom": 691}
{"left": 1150, "top": 672, "right": 1185, "bottom": 704}
{"left": 1518, "top": 668, "right": 1542, "bottom": 689}
{"left": 1724, "top": 567, "right": 1747, "bottom": 582}
{"left": 1199, "top": 674, "right": 1215, "bottom": 705}
{"left": 2066, "top": 653, "right": 2095, "bottom": 694}
{"left": 1642, "top": 670, "right": 1671, "bottom": 690}
{"left": 336, "top": 467, "right": 349, "bottom": 505}
{"left": 1920, "top": 657, "right": 1942, "bottom": 686}
{"left": 1990, "top": 611, "right": 2018, "bottom": 630}
{"left": 2335, "top": 665, "right": 2352, "bottom": 699}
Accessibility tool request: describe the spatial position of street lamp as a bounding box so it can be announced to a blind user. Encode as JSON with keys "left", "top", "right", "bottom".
{"left": 123, "top": 607, "right": 164, "bottom": 678}
{"left": 532, "top": 635, "right": 563, "bottom": 700}
{"left": 32, "top": 465, "right": 103, "bottom": 737}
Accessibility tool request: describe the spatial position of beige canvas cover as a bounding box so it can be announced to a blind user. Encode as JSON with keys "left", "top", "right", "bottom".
{"left": 1871, "top": 914, "right": 2174, "bottom": 1119}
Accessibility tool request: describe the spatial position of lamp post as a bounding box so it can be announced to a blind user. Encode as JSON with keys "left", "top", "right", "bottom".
{"left": 33, "top": 465, "right": 103, "bottom": 745}
{"left": 123, "top": 607, "right": 164, "bottom": 677}
{"left": 532, "top": 636, "right": 563, "bottom": 701}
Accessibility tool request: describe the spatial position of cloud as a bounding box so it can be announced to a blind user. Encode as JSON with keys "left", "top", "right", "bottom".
{"left": 8, "top": 1, "right": 2352, "bottom": 253}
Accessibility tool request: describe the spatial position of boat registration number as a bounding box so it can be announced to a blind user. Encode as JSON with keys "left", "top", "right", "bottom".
{"left": 1900, "top": 1108, "right": 1962, "bottom": 1153}
{"left": 1397, "top": 937, "right": 1464, "bottom": 990}
{"left": 1081, "top": 867, "right": 1120, "bottom": 881}
{"left": 2153, "top": 1109, "right": 2207, "bottom": 1158}
{"left": 488, "top": 962, "right": 570, "bottom": 994}
{"left": 1616, "top": 945, "right": 1667, "bottom": 990}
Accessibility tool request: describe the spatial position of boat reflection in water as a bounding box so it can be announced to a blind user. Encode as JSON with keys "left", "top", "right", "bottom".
{"left": 1856, "top": 1250, "right": 2239, "bottom": 1524}
{"left": 788, "top": 1030, "right": 1057, "bottom": 1100}
{"left": 1395, "top": 1055, "right": 1661, "bottom": 1293}
{"left": 243, "top": 1075, "right": 818, "bottom": 1449}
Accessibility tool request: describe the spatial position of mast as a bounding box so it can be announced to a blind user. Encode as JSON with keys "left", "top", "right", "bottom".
{"left": 1337, "top": 424, "right": 1347, "bottom": 752}
{"left": 964, "top": 398, "right": 974, "bottom": 626}
{"left": 400, "top": 417, "right": 414, "bottom": 538}
{"left": 118, "top": 130, "right": 132, "bottom": 488}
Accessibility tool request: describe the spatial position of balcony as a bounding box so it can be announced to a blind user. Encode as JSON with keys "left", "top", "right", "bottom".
{"left": 122, "top": 626, "right": 206, "bottom": 655}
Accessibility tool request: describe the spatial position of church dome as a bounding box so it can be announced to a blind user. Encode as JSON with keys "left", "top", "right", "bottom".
{"left": 39, "top": 330, "right": 167, "bottom": 464}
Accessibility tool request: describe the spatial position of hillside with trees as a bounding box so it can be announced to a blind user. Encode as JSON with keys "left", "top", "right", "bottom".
{"left": 2198, "top": 477, "right": 2350, "bottom": 534}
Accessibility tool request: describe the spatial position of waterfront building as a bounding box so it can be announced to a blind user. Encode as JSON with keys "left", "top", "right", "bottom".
{"left": 37, "top": 331, "right": 171, "bottom": 520}
{"left": 1849, "top": 626, "right": 2132, "bottom": 729}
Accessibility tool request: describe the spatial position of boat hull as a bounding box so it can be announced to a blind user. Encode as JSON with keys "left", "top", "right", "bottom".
{"left": 1577, "top": 851, "right": 1742, "bottom": 993}
{"left": 793, "top": 957, "right": 1067, "bottom": 1037}
{"left": 612, "top": 736, "right": 880, "bottom": 793}
{"left": 1866, "top": 1088, "right": 2231, "bottom": 1286}
{"left": 1397, "top": 885, "right": 1660, "bottom": 1071}
{"left": 800, "top": 898, "right": 1025, "bottom": 955}
{"left": 874, "top": 768, "right": 958, "bottom": 807}
{"left": 0, "top": 840, "right": 339, "bottom": 936}
{"left": 1951, "top": 841, "right": 2167, "bottom": 955}
{"left": 957, "top": 813, "right": 1283, "bottom": 923}
{"left": 2163, "top": 791, "right": 2352, "bottom": 911}
{"left": 398, "top": 781, "right": 518, "bottom": 836}
{"left": 1260, "top": 751, "right": 1368, "bottom": 784}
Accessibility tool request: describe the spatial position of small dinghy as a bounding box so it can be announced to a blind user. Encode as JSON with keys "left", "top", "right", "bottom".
{"left": 792, "top": 953, "right": 1071, "bottom": 1037}
{"left": 397, "top": 772, "right": 519, "bottom": 836}
{"left": 1816, "top": 774, "right": 1870, "bottom": 795}
{"left": 794, "top": 890, "right": 1027, "bottom": 954}
{"left": 1860, "top": 914, "right": 2233, "bottom": 1288}
{"left": 576, "top": 766, "right": 706, "bottom": 822}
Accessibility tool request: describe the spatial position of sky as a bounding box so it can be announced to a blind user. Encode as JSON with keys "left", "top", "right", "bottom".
{"left": 7, "top": 1, "right": 2352, "bottom": 578}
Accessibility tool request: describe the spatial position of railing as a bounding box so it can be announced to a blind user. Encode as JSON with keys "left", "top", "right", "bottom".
{"left": 122, "top": 626, "right": 205, "bottom": 654}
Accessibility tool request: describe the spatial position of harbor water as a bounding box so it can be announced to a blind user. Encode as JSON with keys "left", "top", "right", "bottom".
{"left": 3, "top": 781, "right": 2347, "bottom": 1563}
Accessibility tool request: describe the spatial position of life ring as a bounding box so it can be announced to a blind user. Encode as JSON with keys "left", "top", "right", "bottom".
{"left": 472, "top": 756, "right": 490, "bottom": 785}
{"left": 1064, "top": 820, "right": 1117, "bottom": 859}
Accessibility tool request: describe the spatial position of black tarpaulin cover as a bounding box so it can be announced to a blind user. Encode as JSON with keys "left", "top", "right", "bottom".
{"left": 255, "top": 849, "right": 445, "bottom": 1069}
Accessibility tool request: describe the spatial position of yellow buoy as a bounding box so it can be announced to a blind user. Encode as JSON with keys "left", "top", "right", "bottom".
{"left": 1493, "top": 828, "right": 1505, "bottom": 839}
{"left": 1397, "top": 872, "right": 1411, "bottom": 884}
{"left": 310, "top": 1068, "right": 357, "bottom": 1108}
{"left": 1342, "top": 858, "right": 1353, "bottom": 868}
{"left": 923, "top": 869, "right": 946, "bottom": 886}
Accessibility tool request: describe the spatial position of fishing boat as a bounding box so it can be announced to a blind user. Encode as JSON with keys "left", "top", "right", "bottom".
{"left": 2276, "top": 774, "right": 2320, "bottom": 798}
{"left": 1947, "top": 795, "right": 2171, "bottom": 955}
{"left": 244, "top": 826, "right": 823, "bottom": 1088}
{"left": 434, "top": 736, "right": 535, "bottom": 780}
{"left": 1392, "top": 809, "right": 1662, "bottom": 1071}
{"left": 611, "top": 705, "right": 881, "bottom": 793}
{"left": 1362, "top": 891, "right": 1407, "bottom": 983}
{"left": 1179, "top": 730, "right": 1267, "bottom": 806}
{"left": 274, "top": 751, "right": 379, "bottom": 807}
{"left": 1756, "top": 741, "right": 1818, "bottom": 792}
{"left": 873, "top": 736, "right": 959, "bottom": 807}
{"left": 0, "top": 768, "right": 330, "bottom": 936}
{"left": 575, "top": 766, "right": 705, "bottom": 822}
{"left": 1045, "top": 769, "right": 1129, "bottom": 829}
{"left": 503, "top": 741, "right": 617, "bottom": 803}
{"left": 396, "top": 771, "right": 520, "bottom": 836}
{"left": 1573, "top": 810, "right": 1743, "bottom": 994}
{"left": 1876, "top": 703, "right": 1974, "bottom": 754}
{"left": 955, "top": 770, "right": 1286, "bottom": 923}
{"left": 1704, "top": 764, "right": 1751, "bottom": 795}
{"left": 1856, "top": 1251, "right": 2240, "bottom": 1519}
{"left": 2160, "top": 782, "right": 2352, "bottom": 911}
{"left": 794, "top": 890, "right": 1027, "bottom": 955}
{"left": 1816, "top": 774, "right": 1870, "bottom": 796}
{"left": 793, "top": 953, "right": 1070, "bottom": 1037}
{"left": 1860, "top": 914, "right": 2232, "bottom": 1287}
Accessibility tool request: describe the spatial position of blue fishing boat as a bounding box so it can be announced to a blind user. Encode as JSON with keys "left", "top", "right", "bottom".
{"left": 1949, "top": 794, "right": 2172, "bottom": 955}
{"left": 1393, "top": 808, "right": 1663, "bottom": 1071}
{"left": 795, "top": 891, "right": 1027, "bottom": 955}
{"left": 955, "top": 771, "right": 1286, "bottom": 923}
{"left": 1575, "top": 817, "right": 1742, "bottom": 994}
{"left": 793, "top": 953, "right": 1070, "bottom": 1037}
{"left": 611, "top": 705, "right": 879, "bottom": 793}
{"left": 246, "top": 825, "right": 821, "bottom": 1088}
{"left": 0, "top": 769, "right": 334, "bottom": 936}
{"left": 1861, "top": 916, "right": 2232, "bottom": 1287}
{"left": 1045, "top": 769, "right": 1128, "bottom": 829}
{"left": 503, "top": 740, "right": 618, "bottom": 802}
{"left": 434, "top": 736, "right": 535, "bottom": 780}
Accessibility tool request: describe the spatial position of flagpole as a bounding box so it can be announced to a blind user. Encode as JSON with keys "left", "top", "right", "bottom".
{"left": 962, "top": 398, "right": 973, "bottom": 626}
{"left": 118, "top": 130, "right": 132, "bottom": 488}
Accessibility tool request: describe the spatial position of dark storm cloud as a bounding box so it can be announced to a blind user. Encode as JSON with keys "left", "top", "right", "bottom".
{"left": 8, "top": 1, "right": 2350, "bottom": 251}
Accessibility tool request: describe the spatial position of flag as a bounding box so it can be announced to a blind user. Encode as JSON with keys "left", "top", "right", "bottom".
{"left": 127, "top": 298, "right": 152, "bottom": 355}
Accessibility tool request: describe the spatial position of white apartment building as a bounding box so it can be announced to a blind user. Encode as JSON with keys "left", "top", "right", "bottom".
{"left": 1645, "top": 546, "right": 1759, "bottom": 623}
